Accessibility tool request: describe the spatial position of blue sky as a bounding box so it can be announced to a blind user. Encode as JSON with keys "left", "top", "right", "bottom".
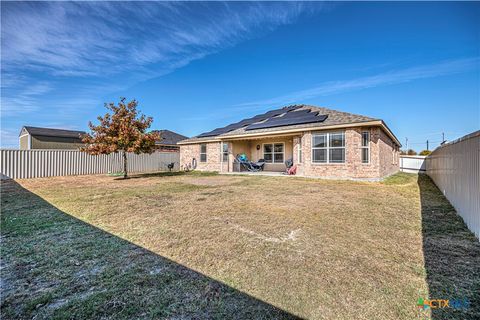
{"left": 1, "top": 1, "right": 479, "bottom": 151}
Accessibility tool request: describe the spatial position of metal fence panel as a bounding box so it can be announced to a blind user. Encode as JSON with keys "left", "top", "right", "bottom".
{"left": 0, "top": 149, "right": 179, "bottom": 180}
{"left": 426, "top": 131, "right": 480, "bottom": 239}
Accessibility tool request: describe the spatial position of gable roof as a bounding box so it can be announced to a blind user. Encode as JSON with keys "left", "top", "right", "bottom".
{"left": 21, "top": 126, "right": 86, "bottom": 139}
{"left": 152, "top": 130, "right": 188, "bottom": 145}
{"left": 179, "top": 105, "right": 401, "bottom": 145}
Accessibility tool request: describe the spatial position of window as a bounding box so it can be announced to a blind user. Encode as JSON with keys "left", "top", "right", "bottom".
{"left": 263, "top": 143, "right": 284, "bottom": 163}
{"left": 222, "top": 142, "right": 228, "bottom": 162}
{"left": 312, "top": 132, "right": 345, "bottom": 163}
{"left": 200, "top": 144, "right": 207, "bottom": 162}
{"left": 361, "top": 131, "right": 370, "bottom": 164}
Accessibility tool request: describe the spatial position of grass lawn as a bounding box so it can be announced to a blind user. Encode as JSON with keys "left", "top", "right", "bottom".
{"left": 1, "top": 172, "right": 479, "bottom": 319}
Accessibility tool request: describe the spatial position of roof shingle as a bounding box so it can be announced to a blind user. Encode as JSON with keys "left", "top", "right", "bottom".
{"left": 152, "top": 130, "right": 189, "bottom": 145}
{"left": 22, "top": 126, "right": 86, "bottom": 139}
{"left": 180, "top": 105, "right": 378, "bottom": 143}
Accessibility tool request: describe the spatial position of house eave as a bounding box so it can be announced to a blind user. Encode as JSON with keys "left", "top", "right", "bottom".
{"left": 179, "top": 120, "right": 401, "bottom": 147}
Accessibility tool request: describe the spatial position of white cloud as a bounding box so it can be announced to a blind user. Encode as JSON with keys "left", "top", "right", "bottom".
{"left": 236, "top": 57, "right": 480, "bottom": 109}
{"left": 1, "top": 81, "right": 53, "bottom": 116}
{"left": 1, "top": 2, "right": 318, "bottom": 147}
{"left": 1, "top": 2, "right": 315, "bottom": 78}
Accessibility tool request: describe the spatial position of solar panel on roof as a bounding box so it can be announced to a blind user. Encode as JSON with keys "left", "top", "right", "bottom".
{"left": 196, "top": 105, "right": 302, "bottom": 137}
{"left": 245, "top": 110, "right": 328, "bottom": 130}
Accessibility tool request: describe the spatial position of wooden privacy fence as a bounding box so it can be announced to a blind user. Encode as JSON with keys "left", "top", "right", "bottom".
{"left": 0, "top": 149, "right": 179, "bottom": 179}
{"left": 426, "top": 131, "right": 480, "bottom": 239}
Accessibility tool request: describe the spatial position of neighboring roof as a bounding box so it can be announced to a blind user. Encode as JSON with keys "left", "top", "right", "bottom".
{"left": 21, "top": 126, "right": 86, "bottom": 139}
{"left": 152, "top": 130, "right": 188, "bottom": 146}
{"left": 179, "top": 105, "right": 401, "bottom": 144}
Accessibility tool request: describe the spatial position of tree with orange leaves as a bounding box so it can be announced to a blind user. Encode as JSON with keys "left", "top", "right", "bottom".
{"left": 81, "top": 98, "right": 159, "bottom": 179}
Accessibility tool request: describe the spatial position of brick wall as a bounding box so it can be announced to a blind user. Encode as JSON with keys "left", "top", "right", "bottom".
{"left": 378, "top": 129, "right": 400, "bottom": 177}
{"left": 300, "top": 127, "right": 398, "bottom": 179}
{"left": 180, "top": 142, "right": 221, "bottom": 171}
{"left": 180, "top": 126, "right": 399, "bottom": 179}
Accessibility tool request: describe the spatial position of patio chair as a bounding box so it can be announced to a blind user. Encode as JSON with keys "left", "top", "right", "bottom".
{"left": 235, "top": 155, "right": 261, "bottom": 172}
{"left": 285, "top": 158, "right": 293, "bottom": 170}
{"left": 252, "top": 159, "right": 266, "bottom": 171}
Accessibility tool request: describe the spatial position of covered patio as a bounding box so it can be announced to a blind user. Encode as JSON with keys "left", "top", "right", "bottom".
{"left": 219, "top": 134, "right": 297, "bottom": 173}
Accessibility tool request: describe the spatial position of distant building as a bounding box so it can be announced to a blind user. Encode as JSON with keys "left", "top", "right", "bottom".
{"left": 152, "top": 130, "right": 188, "bottom": 152}
{"left": 19, "top": 126, "right": 188, "bottom": 152}
{"left": 19, "top": 126, "right": 85, "bottom": 150}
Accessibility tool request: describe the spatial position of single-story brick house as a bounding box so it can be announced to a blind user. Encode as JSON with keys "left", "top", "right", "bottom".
{"left": 178, "top": 105, "right": 401, "bottom": 179}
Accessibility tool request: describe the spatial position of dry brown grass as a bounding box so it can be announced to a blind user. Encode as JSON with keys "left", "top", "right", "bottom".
{"left": 2, "top": 172, "right": 478, "bottom": 319}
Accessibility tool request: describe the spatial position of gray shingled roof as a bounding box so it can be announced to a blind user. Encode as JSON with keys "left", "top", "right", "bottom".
{"left": 153, "top": 130, "right": 188, "bottom": 145}
{"left": 22, "top": 126, "right": 86, "bottom": 139}
{"left": 180, "top": 105, "right": 378, "bottom": 143}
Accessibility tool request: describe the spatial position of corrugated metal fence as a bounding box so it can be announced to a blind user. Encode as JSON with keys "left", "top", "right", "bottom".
{"left": 0, "top": 149, "right": 179, "bottom": 179}
{"left": 426, "top": 131, "right": 480, "bottom": 239}
{"left": 400, "top": 155, "right": 426, "bottom": 173}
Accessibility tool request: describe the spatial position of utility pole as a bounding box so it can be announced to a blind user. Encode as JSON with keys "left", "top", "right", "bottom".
{"left": 405, "top": 137, "right": 408, "bottom": 150}
{"left": 427, "top": 140, "right": 429, "bottom": 151}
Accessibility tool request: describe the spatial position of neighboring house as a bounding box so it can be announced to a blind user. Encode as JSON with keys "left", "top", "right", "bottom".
{"left": 178, "top": 105, "right": 401, "bottom": 179}
{"left": 152, "top": 130, "right": 188, "bottom": 152}
{"left": 19, "top": 126, "right": 85, "bottom": 150}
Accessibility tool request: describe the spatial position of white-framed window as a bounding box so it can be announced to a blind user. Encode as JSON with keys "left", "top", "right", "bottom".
{"left": 311, "top": 132, "right": 345, "bottom": 163}
{"left": 222, "top": 142, "right": 228, "bottom": 162}
{"left": 200, "top": 144, "right": 207, "bottom": 162}
{"left": 361, "top": 131, "right": 370, "bottom": 164}
{"left": 263, "top": 143, "right": 284, "bottom": 163}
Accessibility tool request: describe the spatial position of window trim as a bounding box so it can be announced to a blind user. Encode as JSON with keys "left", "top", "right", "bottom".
{"left": 262, "top": 142, "right": 285, "bottom": 164}
{"left": 361, "top": 131, "right": 370, "bottom": 164}
{"left": 200, "top": 143, "right": 207, "bottom": 163}
{"left": 311, "top": 131, "right": 346, "bottom": 164}
{"left": 221, "top": 142, "right": 228, "bottom": 162}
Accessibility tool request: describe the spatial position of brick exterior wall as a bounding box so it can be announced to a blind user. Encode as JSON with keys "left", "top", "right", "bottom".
{"left": 180, "top": 126, "right": 399, "bottom": 179}
{"left": 180, "top": 142, "right": 221, "bottom": 171}
{"left": 377, "top": 129, "right": 400, "bottom": 177}
{"left": 298, "top": 127, "right": 398, "bottom": 179}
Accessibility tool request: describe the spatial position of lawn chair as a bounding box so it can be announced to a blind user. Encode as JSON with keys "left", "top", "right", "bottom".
{"left": 284, "top": 158, "right": 294, "bottom": 175}
{"left": 235, "top": 155, "right": 261, "bottom": 172}
{"left": 285, "top": 158, "right": 293, "bottom": 170}
{"left": 252, "top": 159, "right": 266, "bottom": 171}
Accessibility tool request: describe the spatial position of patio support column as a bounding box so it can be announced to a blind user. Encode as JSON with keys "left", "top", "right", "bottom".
{"left": 228, "top": 142, "right": 234, "bottom": 172}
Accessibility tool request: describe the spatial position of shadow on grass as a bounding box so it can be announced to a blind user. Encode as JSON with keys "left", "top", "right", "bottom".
{"left": 418, "top": 174, "right": 480, "bottom": 319}
{"left": 0, "top": 180, "right": 300, "bottom": 319}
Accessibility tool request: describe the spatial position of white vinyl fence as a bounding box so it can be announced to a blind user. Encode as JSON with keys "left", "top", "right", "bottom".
{"left": 0, "top": 149, "right": 179, "bottom": 180}
{"left": 400, "top": 155, "right": 426, "bottom": 173}
{"left": 426, "top": 131, "right": 480, "bottom": 239}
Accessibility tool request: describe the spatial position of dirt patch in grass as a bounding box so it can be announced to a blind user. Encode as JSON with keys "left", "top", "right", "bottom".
{"left": 2, "top": 172, "right": 479, "bottom": 319}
